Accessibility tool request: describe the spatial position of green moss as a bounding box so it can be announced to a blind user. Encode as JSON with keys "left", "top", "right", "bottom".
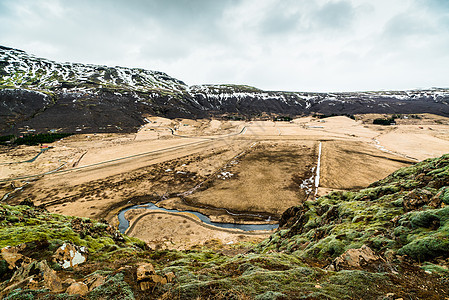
{"left": 409, "top": 211, "right": 440, "bottom": 228}
{"left": 421, "top": 262, "right": 449, "bottom": 276}
{"left": 398, "top": 236, "right": 449, "bottom": 260}
{"left": 255, "top": 153, "right": 449, "bottom": 267}
{"left": 255, "top": 291, "right": 287, "bottom": 300}
{"left": 393, "top": 226, "right": 411, "bottom": 244}
{"left": 87, "top": 273, "right": 135, "bottom": 300}
{"left": 324, "top": 270, "right": 392, "bottom": 298}
{"left": 303, "top": 235, "right": 345, "bottom": 258}
{"left": 438, "top": 187, "right": 449, "bottom": 204}
{"left": 4, "top": 289, "right": 51, "bottom": 300}
{"left": 0, "top": 204, "right": 145, "bottom": 263}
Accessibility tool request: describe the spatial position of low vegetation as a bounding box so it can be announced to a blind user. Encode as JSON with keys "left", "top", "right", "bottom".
{"left": 372, "top": 114, "right": 422, "bottom": 125}
{"left": 0, "top": 133, "right": 73, "bottom": 146}
{"left": 373, "top": 116, "right": 396, "bottom": 125}
{"left": 1, "top": 154, "right": 448, "bottom": 298}
{"left": 313, "top": 113, "right": 355, "bottom": 120}
{"left": 0, "top": 134, "right": 15, "bottom": 144}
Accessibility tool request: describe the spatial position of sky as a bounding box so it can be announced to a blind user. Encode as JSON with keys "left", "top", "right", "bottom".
{"left": 1, "top": 0, "right": 449, "bottom": 92}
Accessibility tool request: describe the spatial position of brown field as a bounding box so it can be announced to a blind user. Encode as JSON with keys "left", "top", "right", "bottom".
{"left": 1, "top": 113, "right": 448, "bottom": 250}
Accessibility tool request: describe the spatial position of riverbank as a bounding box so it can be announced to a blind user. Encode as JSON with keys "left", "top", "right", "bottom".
{"left": 123, "top": 208, "right": 271, "bottom": 250}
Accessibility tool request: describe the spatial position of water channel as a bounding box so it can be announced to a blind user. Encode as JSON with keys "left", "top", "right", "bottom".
{"left": 118, "top": 203, "right": 279, "bottom": 233}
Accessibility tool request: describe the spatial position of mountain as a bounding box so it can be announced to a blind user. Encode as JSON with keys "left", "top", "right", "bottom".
{"left": 1, "top": 45, "right": 449, "bottom": 134}
{"left": 1, "top": 154, "right": 448, "bottom": 298}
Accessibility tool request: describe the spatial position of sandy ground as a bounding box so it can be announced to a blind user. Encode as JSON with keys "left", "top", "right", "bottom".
{"left": 1, "top": 113, "right": 448, "bottom": 249}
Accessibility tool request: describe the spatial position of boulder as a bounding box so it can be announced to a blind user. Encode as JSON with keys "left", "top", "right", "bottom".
{"left": 84, "top": 273, "right": 106, "bottom": 291}
{"left": 66, "top": 281, "right": 89, "bottom": 295}
{"left": 139, "top": 275, "right": 167, "bottom": 290}
{"left": 7, "top": 260, "right": 63, "bottom": 293}
{"left": 1, "top": 244, "right": 31, "bottom": 269}
{"left": 328, "top": 245, "right": 382, "bottom": 271}
{"left": 37, "top": 260, "right": 64, "bottom": 292}
{"left": 53, "top": 243, "right": 87, "bottom": 269}
{"left": 136, "top": 263, "right": 156, "bottom": 281}
{"left": 136, "top": 263, "right": 172, "bottom": 291}
{"left": 150, "top": 274, "right": 167, "bottom": 285}
{"left": 62, "top": 278, "right": 76, "bottom": 290}
{"left": 165, "top": 271, "right": 176, "bottom": 283}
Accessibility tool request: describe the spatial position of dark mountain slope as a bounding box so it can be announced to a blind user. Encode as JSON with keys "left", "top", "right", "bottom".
{"left": 1, "top": 46, "right": 449, "bottom": 134}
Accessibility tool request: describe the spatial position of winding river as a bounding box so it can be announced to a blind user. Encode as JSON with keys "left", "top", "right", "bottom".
{"left": 118, "top": 203, "right": 279, "bottom": 233}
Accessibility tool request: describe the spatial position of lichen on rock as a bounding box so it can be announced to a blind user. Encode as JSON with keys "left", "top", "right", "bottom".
{"left": 53, "top": 242, "right": 87, "bottom": 269}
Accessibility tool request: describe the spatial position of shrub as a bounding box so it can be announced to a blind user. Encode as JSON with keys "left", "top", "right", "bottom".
{"left": 373, "top": 117, "right": 395, "bottom": 125}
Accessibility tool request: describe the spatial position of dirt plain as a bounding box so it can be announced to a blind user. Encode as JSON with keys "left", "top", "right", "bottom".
{"left": 1, "top": 113, "right": 449, "bottom": 250}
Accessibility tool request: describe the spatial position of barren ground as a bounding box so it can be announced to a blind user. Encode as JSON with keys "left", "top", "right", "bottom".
{"left": 1, "top": 114, "right": 448, "bottom": 250}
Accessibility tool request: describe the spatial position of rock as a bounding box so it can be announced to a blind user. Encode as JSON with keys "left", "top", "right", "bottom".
{"left": 66, "top": 281, "right": 89, "bottom": 295}
{"left": 136, "top": 263, "right": 171, "bottom": 291}
{"left": 53, "top": 243, "right": 87, "bottom": 269}
{"left": 403, "top": 189, "right": 433, "bottom": 211}
{"left": 37, "top": 260, "right": 64, "bottom": 292}
{"left": 62, "top": 278, "right": 76, "bottom": 290}
{"left": 139, "top": 275, "right": 167, "bottom": 290}
{"left": 1, "top": 244, "right": 30, "bottom": 269}
{"left": 278, "top": 204, "right": 311, "bottom": 237}
{"left": 71, "top": 217, "right": 124, "bottom": 242}
{"left": 139, "top": 281, "right": 152, "bottom": 291}
{"left": 328, "top": 245, "right": 382, "bottom": 271}
{"left": 279, "top": 206, "right": 304, "bottom": 228}
{"left": 151, "top": 274, "right": 167, "bottom": 284}
{"left": 136, "top": 263, "right": 155, "bottom": 281}
{"left": 84, "top": 273, "right": 106, "bottom": 291}
{"left": 7, "top": 260, "right": 63, "bottom": 293}
{"left": 0, "top": 276, "right": 34, "bottom": 298}
{"left": 164, "top": 271, "right": 175, "bottom": 283}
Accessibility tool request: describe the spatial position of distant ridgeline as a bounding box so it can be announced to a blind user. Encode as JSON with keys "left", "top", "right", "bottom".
{"left": 1, "top": 45, "right": 449, "bottom": 134}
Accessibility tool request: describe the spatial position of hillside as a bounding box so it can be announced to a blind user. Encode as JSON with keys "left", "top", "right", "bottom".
{"left": 1, "top": 154, "right": 448, "bottom": 299}
{"left": 1, "top": 45, "right": 449, "bottom": 134}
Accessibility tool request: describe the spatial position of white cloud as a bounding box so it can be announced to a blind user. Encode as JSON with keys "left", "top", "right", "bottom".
{"left": 0, "top": 0, "right": 448, "bottom": 92}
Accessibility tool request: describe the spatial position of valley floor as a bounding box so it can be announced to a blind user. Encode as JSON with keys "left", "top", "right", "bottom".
{"left": 1, "top": 114, "right": 449, "bottom": 250}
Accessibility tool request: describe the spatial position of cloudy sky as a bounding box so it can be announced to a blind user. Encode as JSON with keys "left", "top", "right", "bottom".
{"left": 1, "top": 0, "right": 448, "bottom": 92}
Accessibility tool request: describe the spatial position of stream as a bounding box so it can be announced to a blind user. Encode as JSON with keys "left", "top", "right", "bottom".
{"left": 118, "top": 203, "right": 279, "bottom": 233}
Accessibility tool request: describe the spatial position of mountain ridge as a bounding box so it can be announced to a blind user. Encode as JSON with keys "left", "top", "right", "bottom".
{"left": 1, "top": 45, "right": 449, "bottom": 134}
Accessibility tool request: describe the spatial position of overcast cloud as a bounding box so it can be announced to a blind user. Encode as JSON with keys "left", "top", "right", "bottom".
{"left": 1, "top": 0, "right": 448, "bottom": 92}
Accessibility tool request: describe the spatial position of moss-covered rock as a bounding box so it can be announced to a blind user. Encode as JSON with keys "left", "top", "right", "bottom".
{"left": 0, "top": 204, "right": 143, "bottom": 260}
{"left": 256, "top": 154, "right": 449, "bottom": 264}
